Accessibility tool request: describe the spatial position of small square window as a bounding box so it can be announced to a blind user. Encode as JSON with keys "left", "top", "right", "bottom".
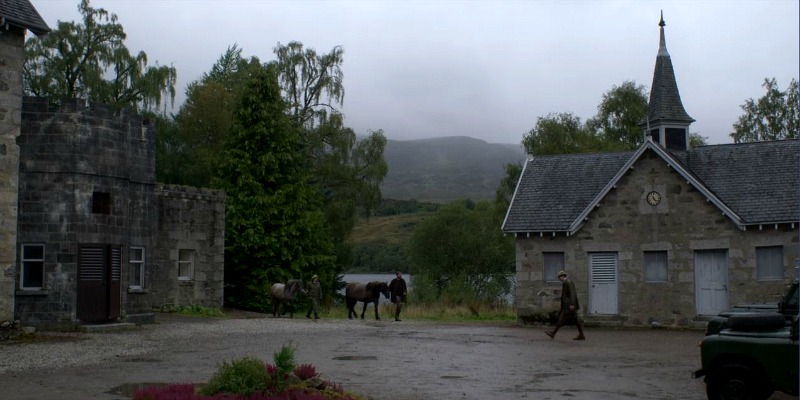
{"left": 644, "top": 251, "right": 668, "bottom": 282}
{"left": 543, "top": 252, "right": 565, "bottom": 283}
{"left": 21, "top": 244, "right": 45, "bottom": 290}
{"left": 756, "top": 246, "right": 783, "bottom": 281}
{"left": 178, "top": 249, "right": 194, "bottom": 281}
{"left": 130, "top": 247, "right": 145, "bottom": 288}
{"left": 92, "top": 192, "right": 111, "bottom": 214}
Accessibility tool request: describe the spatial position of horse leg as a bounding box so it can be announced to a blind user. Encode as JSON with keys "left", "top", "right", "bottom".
{"left": 360, "top": 301, "right": 368, "bottom": 320}
{"left": 374, "top": 299, "right": 381, "bottom": 320}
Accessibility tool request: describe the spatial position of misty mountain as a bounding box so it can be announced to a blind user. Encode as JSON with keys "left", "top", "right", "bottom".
{"left": 380, "top": 136, "right": 527, "bottom": 202}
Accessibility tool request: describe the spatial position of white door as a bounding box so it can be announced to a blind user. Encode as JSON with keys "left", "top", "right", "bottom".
{"left": 695, "top": 249, "right": 728, "bottom": 316}
{"left": 589, "top": 252, "right": 618, "bottom": 315}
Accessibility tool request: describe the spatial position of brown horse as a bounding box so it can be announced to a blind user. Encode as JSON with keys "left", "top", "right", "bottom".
{"left": 346, "top": 281, "right": 390, "bottom": 320}
{"left": 270, "top": 279, "right": 304, "bottom": 318}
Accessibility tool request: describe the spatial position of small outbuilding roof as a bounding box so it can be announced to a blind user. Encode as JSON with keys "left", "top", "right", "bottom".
{"left": 0, "top": 0, "right": 50, "bottom": 36}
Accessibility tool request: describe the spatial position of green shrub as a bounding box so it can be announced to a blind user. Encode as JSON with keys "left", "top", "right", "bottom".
{"left": 199, "top": 357, "right": 268, "bottom": 396}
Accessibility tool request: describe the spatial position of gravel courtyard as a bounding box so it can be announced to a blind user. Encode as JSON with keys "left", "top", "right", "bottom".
{"left": 0, "top": 313, "right": 744, "bottom": 400}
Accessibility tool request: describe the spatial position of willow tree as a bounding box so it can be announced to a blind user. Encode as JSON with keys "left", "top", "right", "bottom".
{"left": 23, "top": 0, "right": 176, "bottom": 113}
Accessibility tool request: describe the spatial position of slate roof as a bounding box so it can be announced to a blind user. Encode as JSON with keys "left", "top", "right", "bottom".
{"left": 641, "top": 15, "right": 693, "bottom": 127}
{"left": 0, "top": 0, "right": 50, "bottom": 35}
{"left": 502, "top": 140, "right": 799, "bottom": 234}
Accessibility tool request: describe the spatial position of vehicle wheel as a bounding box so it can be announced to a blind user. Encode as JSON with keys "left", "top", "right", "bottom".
{"left": 706, "top": 364, "right": 772, "bottom": 400}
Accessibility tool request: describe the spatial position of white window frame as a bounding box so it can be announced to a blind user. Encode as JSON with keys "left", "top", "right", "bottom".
{"left": 756, "top": 246, "right": 783, "bottom": 281}
{"left": 129, "top": 246, "right": 145, "bottom": 289}
{"left": 178, "top": 249, "right": 194, "bottom": 281}
{"left": 644, "top": 251, "right": 668, "bottom": 282}
{"left": 543, "top": 252, "right": 565, "bottom": 283}
{"left": 21, "top": 243, "right": 45, "bottom": 290}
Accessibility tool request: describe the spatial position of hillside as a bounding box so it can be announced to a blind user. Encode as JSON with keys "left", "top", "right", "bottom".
{"left": 381, "top": 136, "right": 527, "bottom": 202}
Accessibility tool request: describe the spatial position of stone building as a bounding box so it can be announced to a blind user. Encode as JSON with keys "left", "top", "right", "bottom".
{"left": 502, "top": 16, "right": 798, "bottom": 327}
{"left": 2, "top": 0, "right": 225, "bottom": 330}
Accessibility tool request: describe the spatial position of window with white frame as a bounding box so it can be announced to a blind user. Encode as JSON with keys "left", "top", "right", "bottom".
{"left": 129, "top": 246, "right": 145, "bottom": 288}
{"left": 178, "top": 249, "right": 194, "bottom": 280}
{"left": 21, "top": 244, "right": 45, "bottom": 290}
{"left": 756, "top": 246, "right": 783, "bottom": 281}
{"left": 543, "top": 252, "right": 565, "bottom": 283}
{"left": 644, "top": 251, "right": 668, "bottom": 282}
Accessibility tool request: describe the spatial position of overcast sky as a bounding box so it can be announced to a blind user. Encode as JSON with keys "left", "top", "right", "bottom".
{"left": 31, "top": 0, "right": 799, "bottom": 145}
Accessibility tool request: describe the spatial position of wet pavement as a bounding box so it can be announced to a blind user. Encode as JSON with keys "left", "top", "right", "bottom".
{"left": 0, "top": 314, "right": 792, "bottom": 400}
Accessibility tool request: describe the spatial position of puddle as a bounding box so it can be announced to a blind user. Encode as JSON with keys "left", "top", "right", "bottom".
{"left": 124, "top": 357, "right": 162, "bottom": 363}
{"left": 440, "top": 375, "right": 463, "bottom": 379}
{"left": 332, "top": 355, "right": 378, "bottom": 361}
{"left": 107, "top": 383, "right": 170, "bottom": 397}
{"left": 532, "top": 372, "right": 564, "bottom": 378}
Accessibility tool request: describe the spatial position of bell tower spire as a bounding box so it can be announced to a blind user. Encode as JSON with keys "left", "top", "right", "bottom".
{"left": 640, "top": 11, "right": 695, "bottom": 151}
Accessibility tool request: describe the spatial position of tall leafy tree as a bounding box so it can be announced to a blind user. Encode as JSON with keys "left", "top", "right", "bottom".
{"left": 586, "top": 80, "right": 648, "bottom": 150}
{"left": 522, "top": 112, "right": 604, "bottom": 156}
{"left": 274, "top": 41, "right": 344, "bottom": 129}
{"left": 23, "top": 0, "right": 176, "bottom": 113}
{"left": 214, "top": 65, "right": 334, "bottom": 311}
{"left": 274, "top": 41, "right": 386, "bottom": 254}
{"left": 494, "top": 162, "right": 522, "bottom": 218}
{"left": 731, "top": 78, "right": 799, "bottom": 143}
{"left": 407, "top": 201, "right": 514, "bottom": 304}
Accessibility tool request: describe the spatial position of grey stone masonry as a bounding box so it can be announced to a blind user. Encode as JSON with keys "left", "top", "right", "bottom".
{"left": 0, "top": 27, "right": 26, "bottom": 323}
{"left": 16, "top": 97, "right": 158, "bottom": 328}
{"left": 152, "top": 184, "right": 225, "bottom": 309}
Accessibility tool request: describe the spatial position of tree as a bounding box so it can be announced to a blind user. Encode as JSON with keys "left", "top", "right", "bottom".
{"left": 689, "top": 133, "right": 708, "bottom": 148}
{"left": 23, "top": 0, "right": 176, "bottom": 113}
{"left": 494, "top": 162, "right": 522, "bottom": 217}
{"left": 214, "top": 65, "right": 334, "bottom": 311}
{"left": 407, "top": 201, "right": 514, "bottom": 304}
{"left": 522, "top": 112, "right": 603, "bottom": 156}
{"left": 586, "top": 80, "right": 648, "bottom": 150}
{"left": 731, "top": 78, "right": 799, "bottom": 143}
{"left": 274, "top": 41, "right": 344, "bottom": 129}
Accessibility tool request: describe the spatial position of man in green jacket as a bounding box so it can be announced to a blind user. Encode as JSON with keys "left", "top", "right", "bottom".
{"left": 545, "top": 270, "right": 586, "bottom": 340}
{"left": 306, "top": 275, "right": 321, "bottom": 320}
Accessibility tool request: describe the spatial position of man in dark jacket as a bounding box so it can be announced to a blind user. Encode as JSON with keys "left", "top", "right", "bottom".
{"left": 545, "top": 270, "right": 586, "bottom": 340}
{"left": 389, "top": 271, "right": 408, "bottom": 322}
{"left": 305, "top": 275, "right": 321, "bottom": 320}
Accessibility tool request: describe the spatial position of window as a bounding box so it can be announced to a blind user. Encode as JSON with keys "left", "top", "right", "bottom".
{"left": 92, "top": 192, "right": 111, "bottom": 214}
{"left": 178, "top": 249, "right": 194, "bottom": 280}
{"left": 644, "top": 251, "right": 668, "bottom": 282}
{"left": 543, "top": 252, "right": 565, "bottom": 283}
{"left": 756, "top": 246, "right": 783, "bottom": 281}
{"left": 129, "top": 247, "right": 145, "bottom": 288}
{"left": 21, "top": 244, "right": 45, "bottom": 290}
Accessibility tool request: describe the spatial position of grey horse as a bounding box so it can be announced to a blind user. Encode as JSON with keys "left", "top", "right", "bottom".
{"left": 270, "top": 279, "right": 304, "bottom": 318}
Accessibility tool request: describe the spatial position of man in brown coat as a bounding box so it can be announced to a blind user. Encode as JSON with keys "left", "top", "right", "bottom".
{"left": 545, "top": 270, "right": 586, "bottom": 340}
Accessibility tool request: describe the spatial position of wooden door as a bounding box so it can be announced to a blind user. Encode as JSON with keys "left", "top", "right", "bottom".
{"left": 695, "top": 249, "right": 728, "bottom": 316}
{"left": 76, "top": 244, "right": 121, "bottom": 323}
{"left": 589, "top": 252, "right": 618, "bottom": 315}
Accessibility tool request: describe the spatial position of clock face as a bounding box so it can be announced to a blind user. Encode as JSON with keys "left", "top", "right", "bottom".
{"left": 646, "top": 191, "right": 662, "bottom": 206}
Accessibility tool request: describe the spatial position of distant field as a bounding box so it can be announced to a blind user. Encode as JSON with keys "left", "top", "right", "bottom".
{"left": 348, "top": 212, "right": 435, "bottom": 246}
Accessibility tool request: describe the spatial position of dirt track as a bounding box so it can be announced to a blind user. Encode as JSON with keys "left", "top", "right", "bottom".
{"left": 0, "top": 313, "right": 786, "bottom": 400}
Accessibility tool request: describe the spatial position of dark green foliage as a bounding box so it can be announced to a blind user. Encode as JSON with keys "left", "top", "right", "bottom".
{"left": 375, "top": 199, "right": 440, "bottom": 216}
{"left": 731, "top": 77, "right": 799, "bottom": 143}
{"left": 407, "top": 201, "right": 514, "bottom": 304}
{"left": 214, "top": 65, "right": 334, "bottom": 311}
{"left": 199, "top": 357, "right": 268, "bottom": 396}
{"left": 347, "top": 243, "right": 408, "bottom": 273}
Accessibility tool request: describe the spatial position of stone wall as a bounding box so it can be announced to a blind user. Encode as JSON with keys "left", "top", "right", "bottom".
{"left": 151, "top": 184, "right": 225, "bottom": 309}
{"left": 515, "top": 150, "right": 798, "bottom": 327}
{"left": 0, "top": 27, "right": 27, "bottom": 324}
{"left": 16, "top": 97, "right": 157, "bottom": 328}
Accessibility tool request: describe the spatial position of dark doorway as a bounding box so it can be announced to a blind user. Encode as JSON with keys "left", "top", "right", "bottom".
{"left": 76, "top": 244, "right": 121, "bottom": 323}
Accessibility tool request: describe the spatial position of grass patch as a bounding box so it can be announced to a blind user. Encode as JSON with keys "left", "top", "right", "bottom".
{"left": 160, "top": 304, "right": 225, "bottom": 317}
{"left": 224, "top": 303, "right": 516, "bottom": 323}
